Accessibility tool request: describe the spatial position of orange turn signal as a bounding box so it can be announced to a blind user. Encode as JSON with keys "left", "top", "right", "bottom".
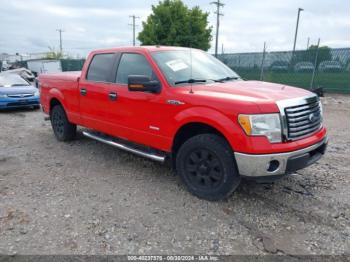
{"left": 129, "top": 84, "right": 144, "bottom": 89}
{"left": 238, "top": 115, "right": 252, "bottom": 135}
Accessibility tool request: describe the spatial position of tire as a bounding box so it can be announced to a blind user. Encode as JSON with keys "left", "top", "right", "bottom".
{"left": 176, "top": 134, "right": 241, "bottom": 201}
{"left": 50, "top": 104, "right": 76, "bottom": 141}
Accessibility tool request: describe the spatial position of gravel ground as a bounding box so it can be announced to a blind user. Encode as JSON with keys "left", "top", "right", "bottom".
{"left": 0, "top": 94, "right": 349, "bottom": 256}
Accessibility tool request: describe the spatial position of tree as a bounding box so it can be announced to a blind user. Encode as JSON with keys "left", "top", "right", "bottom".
{"left": 138, "top": 0, "right": 212, "bottom": 51}
{"left": 45, "top": 46, "right": 63, "bottom": 59}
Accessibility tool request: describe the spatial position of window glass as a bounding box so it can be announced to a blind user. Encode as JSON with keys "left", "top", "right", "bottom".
{"left": 86, "top": 53, "right": 115, "bottom": 82}
{"left": 152, "top": 50, "right": 240, "bottom": 86}
{"left": 116, "top": 53, "right": 154, "bottom": 84}
{"left": 0, "top": 74, "right": 30, "bottom": 87}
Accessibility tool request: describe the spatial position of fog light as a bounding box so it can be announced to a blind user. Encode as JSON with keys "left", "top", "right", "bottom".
{"left": 267, "top": 160, "right": 280, "bottom": 172}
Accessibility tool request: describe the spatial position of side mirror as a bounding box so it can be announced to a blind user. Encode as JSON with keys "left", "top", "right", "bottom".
{"left": 128, "top": 75, "right": 161, "bottom": 93}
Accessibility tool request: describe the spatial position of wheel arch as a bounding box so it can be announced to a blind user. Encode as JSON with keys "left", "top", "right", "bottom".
{"left": 49, "top": 97, "right": 62, "bottom": 112}
{"left": 48, "top": 88, "right": 66, "bottom": 115}
{"left": 172, "top": 122, "right": 229, "bottom": 156}
{"left": 171, "top": 107, "right": 241, "bottom": 156}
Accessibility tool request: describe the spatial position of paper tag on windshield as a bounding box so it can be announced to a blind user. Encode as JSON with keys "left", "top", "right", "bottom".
{"left": 166, "top": 59, "right": 188, "bottom": 72}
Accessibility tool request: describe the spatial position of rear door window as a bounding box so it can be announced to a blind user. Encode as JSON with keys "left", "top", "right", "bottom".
{"left": 116, "top": 53, "right": 155, "bottom": 84}
{"left": 86, "top": 53, "right": 115, "bottom": 82}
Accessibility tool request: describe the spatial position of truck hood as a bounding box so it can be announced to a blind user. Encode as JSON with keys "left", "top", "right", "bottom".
{"left": 192, "top": 80, "right": 312, "bottom": 103}
{"left": 177, "top": 80, "right": 314, "bottom": 113}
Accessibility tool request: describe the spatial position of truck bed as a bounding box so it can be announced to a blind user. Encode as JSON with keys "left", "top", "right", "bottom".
{"left": 39, "top": 71, "right": 82, "bottom": 121}
{"left": 39, "top": 71, "right": 81, "bottom": 82}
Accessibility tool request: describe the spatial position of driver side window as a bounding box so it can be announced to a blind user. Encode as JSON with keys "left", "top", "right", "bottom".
{"left": 116, "top": 53, "right": 156, "bottom": 84}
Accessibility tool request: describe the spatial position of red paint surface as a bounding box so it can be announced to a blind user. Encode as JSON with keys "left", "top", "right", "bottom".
{"left": 39, "top": 46, "right": 327, "bottom": 154}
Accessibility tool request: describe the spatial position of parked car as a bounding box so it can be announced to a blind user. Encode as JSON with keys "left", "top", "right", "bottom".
{"left": 1, "top": 60, "right": 9, "bottom": 71}
{"left": 270, "top": 61, "right": 289, "bottom": 72}
{"left": 39, "top": 46, "right": 327, "bottom": 201}
{"left": 0, "top": 74, "right": 40, "bottom": 109}
{"left": 294, "top": 62, "right": 314, "bottom": 73}
{"left": 27, "top": 60, "right": 62, "bottom": 76}
{"left": 2, "top": 68, "right": 36, "bottom": 82}
{"left": 318, "top": 61, "right": 342, "bottom": 72}
{"left": 346, "top": 64, "right": 350, "bottom": 72}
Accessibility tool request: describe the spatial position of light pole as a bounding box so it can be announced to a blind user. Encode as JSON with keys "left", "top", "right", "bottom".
{"left": 292, "top": 8, "right": 304, "bottom": 59}
{"left": 129, "top": 15, "right": 140, "bottom": 46}
{"left": 56, "top": 29, "right": 64, "bottom": 54}
{"left": 211, "top": 0, "right": 224, "bottom": 57}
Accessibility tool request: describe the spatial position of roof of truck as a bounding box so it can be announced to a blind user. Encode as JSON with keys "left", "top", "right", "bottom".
{"left": 92, "top": 45, "right": 192, "bottom": 54}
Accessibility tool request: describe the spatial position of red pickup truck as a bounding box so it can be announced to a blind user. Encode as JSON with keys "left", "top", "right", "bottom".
{"left": 39, "top": 46, "right": 327, "bottom": 201}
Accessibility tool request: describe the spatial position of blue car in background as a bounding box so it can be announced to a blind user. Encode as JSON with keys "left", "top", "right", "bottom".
{"left": 0, "top": 74, "right": 40, "bottom": 109}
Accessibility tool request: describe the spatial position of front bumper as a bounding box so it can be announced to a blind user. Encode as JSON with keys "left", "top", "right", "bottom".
{"left": 234, "top": 136, "right": 328, "bottom": 177}
{"left": 0, "top": 98, "right": 40, "bottom": 109}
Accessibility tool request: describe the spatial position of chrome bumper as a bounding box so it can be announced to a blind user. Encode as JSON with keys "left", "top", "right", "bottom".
{"left": 234, "top": 137, "right": 328, "bottom": 177}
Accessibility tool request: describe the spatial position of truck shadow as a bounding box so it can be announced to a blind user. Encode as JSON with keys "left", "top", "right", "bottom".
{"left": 65, "top": 130, "right": 317, "bottom": 206}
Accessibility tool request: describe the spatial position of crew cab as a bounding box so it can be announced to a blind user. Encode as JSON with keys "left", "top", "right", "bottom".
{"left": 39, "top": 46, "right": 327, "bottom": 201}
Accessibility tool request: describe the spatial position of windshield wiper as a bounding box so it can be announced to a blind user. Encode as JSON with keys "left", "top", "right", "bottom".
{"left": 174, "top": 79, "right": 207, "bottom": 85}
{"left": 214, "top": 76, "right": 239, "bottom": 82}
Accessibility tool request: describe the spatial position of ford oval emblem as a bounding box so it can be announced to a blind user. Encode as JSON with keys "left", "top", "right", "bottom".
{"left": 309, "top": 113, "right": 316, "bottom": 123}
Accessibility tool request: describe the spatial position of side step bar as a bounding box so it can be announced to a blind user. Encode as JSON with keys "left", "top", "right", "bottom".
{"left": 82, "top": 131, "right": 166, "bottom": 163}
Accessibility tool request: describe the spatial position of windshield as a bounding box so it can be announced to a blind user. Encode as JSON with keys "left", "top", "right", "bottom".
{"left": 0, "top": 74, "right": 31, "bottom": 87}
{"left": 151, "top": 49, "right": 240, "bottom": 86}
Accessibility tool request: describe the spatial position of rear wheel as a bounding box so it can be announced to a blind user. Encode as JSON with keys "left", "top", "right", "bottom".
{"left": 50, "top": 104, "right": 76, "bottom": 141}
{"left": 176, "top": 134, "right": 241, "bottom": 201}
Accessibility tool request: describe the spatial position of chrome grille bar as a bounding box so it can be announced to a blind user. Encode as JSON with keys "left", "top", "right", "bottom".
{"left": 7, "top": 93, "right": 34, "bottom": 98}
{"left": 285, "top": 106, "right": 320, "bottom": 118}
{"left": 276, "top": 94, "right": 322, "bottom": 141}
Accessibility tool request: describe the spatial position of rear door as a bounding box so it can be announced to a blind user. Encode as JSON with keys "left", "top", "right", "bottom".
{"left": 78, "top": 52, "right": 118, "bottom": 133}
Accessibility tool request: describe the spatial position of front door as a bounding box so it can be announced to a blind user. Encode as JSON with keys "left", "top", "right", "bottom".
{"left": 105, "top": 52, "right": 169, "bottom": 148}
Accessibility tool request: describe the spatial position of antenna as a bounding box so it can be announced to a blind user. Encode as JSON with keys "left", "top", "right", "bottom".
{"left": 189, "top": 17, "right": 194, "bottom": 94}
{"left": 189, "top": 47, "right": 193, "bottom": 94}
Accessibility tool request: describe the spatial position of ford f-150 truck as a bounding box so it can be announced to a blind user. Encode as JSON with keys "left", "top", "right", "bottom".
{"left": 39, "top": 46, "right": 327, "bottom": 201}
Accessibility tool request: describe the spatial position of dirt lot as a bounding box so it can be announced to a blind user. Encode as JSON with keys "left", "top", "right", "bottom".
{"left": 0, "top": 94, "right": 349, "bottom": 256}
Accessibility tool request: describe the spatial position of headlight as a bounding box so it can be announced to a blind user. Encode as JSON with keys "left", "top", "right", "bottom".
{"left": 0, "top": 94, "right": 7, "bottom": 98}
{"left": 238, "top": 114, "right": 282, "bottom": 143}
{"left": 34, "top": 90, "right": 40, "bottom": 97}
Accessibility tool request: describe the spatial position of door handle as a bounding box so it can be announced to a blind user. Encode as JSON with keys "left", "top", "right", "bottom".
{"left": 109, "top": 92, "right": 117, "bottom": 101}
{"left": 80, "top": 88, "right": 87, "bottom": 96}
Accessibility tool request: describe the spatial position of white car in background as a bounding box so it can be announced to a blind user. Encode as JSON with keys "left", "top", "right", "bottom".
{"left": 1, "top": 68, "right": 35, "bottom": 82}
{"left": 294, "top": 62, "right": 314, "bottom": 73}
{"left": 318, "top": 61, "right": 342, "bottom": 72}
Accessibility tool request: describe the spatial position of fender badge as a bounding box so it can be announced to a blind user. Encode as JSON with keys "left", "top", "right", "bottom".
{"left": 167, "top": 100, "right": 185, "bottom": 105}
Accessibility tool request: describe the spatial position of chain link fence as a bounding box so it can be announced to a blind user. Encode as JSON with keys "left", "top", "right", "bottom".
{"left": 217, "top": 47, "right": 350, "bottom": 94}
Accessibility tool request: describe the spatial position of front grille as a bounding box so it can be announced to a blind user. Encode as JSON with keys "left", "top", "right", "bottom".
{"left": 7, "top": 93, "right": 34, "bottom": 98}
{"left": 284, "top": 98, "right": 322, "bottom": 140}
{"left": 7, "top": 101, "right": 38, "bottom": 107}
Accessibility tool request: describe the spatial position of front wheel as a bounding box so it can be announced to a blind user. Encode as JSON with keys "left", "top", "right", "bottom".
{"left": 176, "top": 134, "right": 241, "bottom": 201}
{"left": 50, "top": 104, "right": 76, "bottom": 141}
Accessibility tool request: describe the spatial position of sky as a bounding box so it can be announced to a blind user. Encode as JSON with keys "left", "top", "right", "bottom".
{"left": 0, "top": 0, "right": 349, "bottom": 57}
